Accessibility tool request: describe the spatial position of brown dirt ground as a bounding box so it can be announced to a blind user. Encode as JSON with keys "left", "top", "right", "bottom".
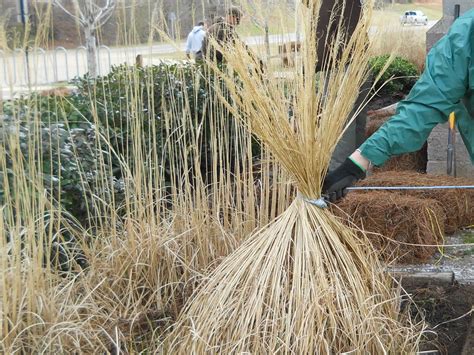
{"left": 366, "top": 92, "right": 405, "bottom": 112}
{"left": 402, "top": 279, "right": 474, "bottom": 354}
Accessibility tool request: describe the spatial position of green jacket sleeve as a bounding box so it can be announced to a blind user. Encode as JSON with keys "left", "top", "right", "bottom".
{"left": 359, "top": 13, "right": 473, "bottom": 166}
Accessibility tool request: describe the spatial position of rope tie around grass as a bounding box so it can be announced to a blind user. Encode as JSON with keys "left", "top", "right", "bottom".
{"left": 297, "top": 192, "right": 328, "bottom": 209}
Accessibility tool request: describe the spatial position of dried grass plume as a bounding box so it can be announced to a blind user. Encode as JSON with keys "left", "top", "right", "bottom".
{"left": 167, "top": 1, "right": 422, "bottom": 353}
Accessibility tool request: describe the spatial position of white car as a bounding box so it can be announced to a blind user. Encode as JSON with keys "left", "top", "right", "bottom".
{"left": 400, "top": 10, "right": 428, "bottom": 25}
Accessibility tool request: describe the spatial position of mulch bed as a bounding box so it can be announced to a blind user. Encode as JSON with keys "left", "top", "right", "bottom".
{"left": 334, "top": 172, "right": 474, "bottom": 263}
{"left": 359, "top": 172, "right": 474, "bottom": 234}
{"left": 334, "top": 192, "right": 445, "bottom": 263}
{"left": 402, "top": 279, "right": 474, "bottom": 354}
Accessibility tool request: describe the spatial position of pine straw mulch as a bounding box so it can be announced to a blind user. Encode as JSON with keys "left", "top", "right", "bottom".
{"left": 333, "top": 192, "right": 445, "bottom": 263}
{"left": 333, "top": 172, "right": 474, "bottom": 263}
{"left": 358, "top": 172, "right": 474, "bottom": 234}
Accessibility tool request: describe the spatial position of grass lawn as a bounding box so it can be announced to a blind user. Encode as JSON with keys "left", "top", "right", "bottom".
{"left": 145, "top": 1, "right": 443, "bottom": 68}
{"left": 372, "top": 3, "right": 442, "bottom": 27}
{"left": 237, "top": 14, "right": 296, "bottom": 38}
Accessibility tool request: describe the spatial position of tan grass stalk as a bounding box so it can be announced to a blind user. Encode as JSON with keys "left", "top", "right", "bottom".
{"left": 168, "top": 1, "right": 422, "bottom": 352}
{"left": 3, "top": 0, "right": 421, "bottom": 352}
{"left": 370, "top": 24, "right": 426, "bottom": 71}
{"left": 1, "top": 2, "right": 274, "bottom": 350}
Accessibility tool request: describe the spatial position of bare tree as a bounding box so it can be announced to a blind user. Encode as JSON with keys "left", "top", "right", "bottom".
{"left": 53, "top": 0, "right": 117, "bottom": 78}
{"left": 245, "top": 0, "right": 297, "bottom": 59}
{"left": 246, "top": 1, "right": 272, "bottom": 59}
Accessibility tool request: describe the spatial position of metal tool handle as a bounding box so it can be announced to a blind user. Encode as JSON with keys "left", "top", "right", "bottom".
{"left": 447, "top": 112, "right": 456, "bottom": 176}
{"left": 347, "top": 185, "right": 474, "bottom": 191}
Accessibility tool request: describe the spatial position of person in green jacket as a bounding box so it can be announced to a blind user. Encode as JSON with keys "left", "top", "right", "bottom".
{"left": 323, "top": 8, "right": 474, "bottom": 201}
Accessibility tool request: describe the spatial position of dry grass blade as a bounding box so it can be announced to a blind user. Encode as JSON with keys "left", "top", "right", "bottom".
{"left": 169, "top": 199, "right": 421, "bottom": 353}
{"left": 168, "top": 1, "right": 422, "bottom": 352}
{"left": 1, "top": 1, "right": 278, "bottom": 350}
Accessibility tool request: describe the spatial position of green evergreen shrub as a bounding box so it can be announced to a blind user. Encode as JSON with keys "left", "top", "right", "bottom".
{"left": 1, "top": 62, "right": 257, "bottom": 222}
{"left": 369, "top": 55, "right": 419, "bottom": 96}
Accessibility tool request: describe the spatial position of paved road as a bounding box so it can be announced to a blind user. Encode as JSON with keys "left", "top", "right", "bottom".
{"left": 1, "top": 20, "right": 436, "bottom": 99}
{"left": 0, "top": 32, "right": 299, "bottom": 90}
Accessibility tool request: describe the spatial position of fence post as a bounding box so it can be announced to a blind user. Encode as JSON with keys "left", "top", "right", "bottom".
{"left": 54, "top": 47, "right": 69, "bottom": 82}
{"left": 35, "top": 48, "right": 48, "bottom": 84}
{"left": 75, "top": 46, "right": 87, "bottom": 78}
{"left": 98, "top": 45, "right": 111, "bottom": 76}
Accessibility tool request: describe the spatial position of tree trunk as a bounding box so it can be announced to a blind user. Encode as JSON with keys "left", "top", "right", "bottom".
{"left": 84, "top": 25, "right": 98, "bottom": 78}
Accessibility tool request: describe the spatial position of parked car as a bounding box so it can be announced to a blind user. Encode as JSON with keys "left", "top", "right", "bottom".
{"left": 400, "top": 10, "right": 428, "bottom": 25}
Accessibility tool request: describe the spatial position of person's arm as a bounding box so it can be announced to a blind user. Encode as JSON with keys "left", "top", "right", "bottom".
{"left": 323, "top": 13, "right": 472, "bottom": 201}
{"left": 360, "top": 15, "right": 471, "bottom": 166}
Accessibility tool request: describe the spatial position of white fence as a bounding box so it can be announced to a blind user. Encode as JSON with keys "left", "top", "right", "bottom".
{"left": 0, "top": 45, "right": 156, "bottom": 87}
{"left": 0, "top": 34, "right": 299, "bottom": 88}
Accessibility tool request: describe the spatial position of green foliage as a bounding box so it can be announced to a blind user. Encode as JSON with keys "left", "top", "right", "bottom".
{"left": 2, "top": 91, "right": 116, "bottom": 221}
{"left": 76, "top": 62, "right": 206, "bottom": 132}
{"left": 73, "top": 63, "right": 212, "bottom": 179}
{"left": 1, "top": 93, "right": 89, "bottom": 127}
{"left": 0, "top": 112, "right": 123, "bottom": 223}
{"left": 1, "top": 62, "right": 254, "bottom": 223}
{"left": 369, "top": 55, "right": 419, "bottom": 96}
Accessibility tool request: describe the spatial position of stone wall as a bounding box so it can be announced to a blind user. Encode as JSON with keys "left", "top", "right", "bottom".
{"left": 427, "top": 123, "right": 474, "bottom": 177}
{"left": 427, "top": 0, "right": 473, "bottom": 51}
{"left": 426, "top": 1, "right": 473, "bottom": 177}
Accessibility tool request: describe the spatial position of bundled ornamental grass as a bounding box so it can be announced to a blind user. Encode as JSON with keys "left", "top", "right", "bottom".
{"left": 168, "top": 2, "right": 421, "bottom": 353}
{"left": 334, "top": 192, "right": 445, "bottom": 263}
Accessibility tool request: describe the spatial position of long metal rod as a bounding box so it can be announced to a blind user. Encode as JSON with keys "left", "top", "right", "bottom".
{"left": 347, "top": 186, "right": 474, "bottom": 191}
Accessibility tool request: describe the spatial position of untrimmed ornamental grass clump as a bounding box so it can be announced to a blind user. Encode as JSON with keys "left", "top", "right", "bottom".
{"left": 1, "top": 0, "right": 430, "bottom": 353}
{"left": 168, "top": 1, "right": 422, "bottom": 353}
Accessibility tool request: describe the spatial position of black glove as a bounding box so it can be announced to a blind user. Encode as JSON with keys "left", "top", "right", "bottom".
{"left": 322, "top": 158, "right": 366, "bottom": 202}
